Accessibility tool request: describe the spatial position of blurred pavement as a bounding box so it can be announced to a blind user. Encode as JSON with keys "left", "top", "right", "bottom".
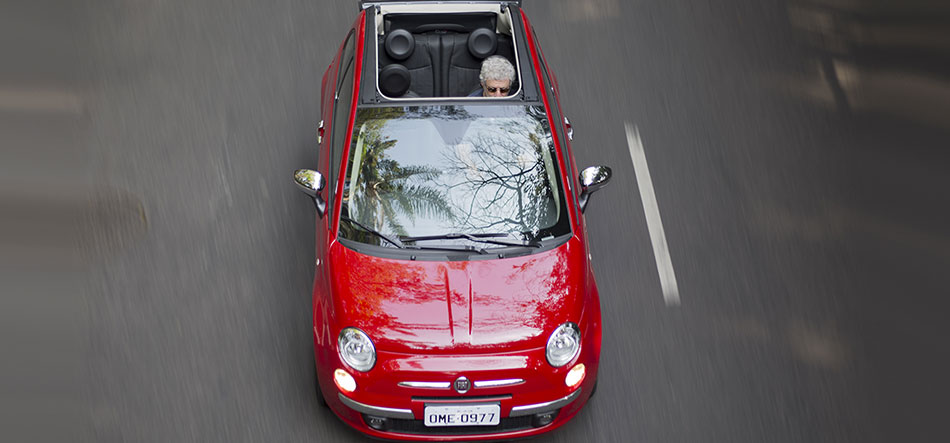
{"left": 3, "top": 0, "right": 949, "bottom": 441}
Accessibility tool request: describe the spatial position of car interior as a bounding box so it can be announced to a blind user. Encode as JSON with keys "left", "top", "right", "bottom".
{"left": 374, "top": 4, "right": 521, "bottom": 99}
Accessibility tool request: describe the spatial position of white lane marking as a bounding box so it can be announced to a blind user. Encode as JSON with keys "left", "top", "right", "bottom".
{"left": 625, "top": 123, "right": 681, "bottom": 306}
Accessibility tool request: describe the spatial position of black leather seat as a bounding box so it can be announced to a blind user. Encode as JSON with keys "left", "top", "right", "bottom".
{"left": 444, "top": 29, "right": 518, "bottom": 97}
{"left": 379, "top": 25, "right": 518, "bottom": 97}
{"left": 378, "top": 30, "right": 440, "bottom": 97}
{"left": 443, "top": 32, "right": 484, "bottom": 97}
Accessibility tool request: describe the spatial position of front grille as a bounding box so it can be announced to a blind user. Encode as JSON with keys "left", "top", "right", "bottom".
{"left": 366, "top": 414, "right": 534, "bottom": 435}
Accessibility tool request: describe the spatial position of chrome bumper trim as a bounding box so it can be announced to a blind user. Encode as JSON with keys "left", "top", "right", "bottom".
{"left": 396, "top": 378, "right": 524, "bottom": 389}
{"left": 398, "top": 381, "right": 452, "bottom": 389}
{"left": 508, "top": 388, "right": 582, "bottom": 417}
{"left": 397, "top": 378, "right": 526, "bottom": 390}
{"left": 474, "top": 378, "right": 525, "bottom": 388}
{"left": 338, "top": 393, "right": 415, "bottom": 419}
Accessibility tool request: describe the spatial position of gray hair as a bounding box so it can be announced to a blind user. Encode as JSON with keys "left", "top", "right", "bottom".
{"left": 479, "top": 55, "right": 516, "bottom": 84}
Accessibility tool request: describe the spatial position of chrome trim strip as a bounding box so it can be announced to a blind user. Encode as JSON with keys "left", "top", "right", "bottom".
{"left": 398, "top": 381, "right": 452, "bottom": 389}
{"left": 338, "top": 393, "right": 415, "bottom": 419}
{"left": 508, "top": 388, "right": 582, "bottom": 417}
{"left": 473, "top": 378, "right": 525, "bottom": 388}
{"left": 397, "top": 378, "right": 526, "bottom": 389}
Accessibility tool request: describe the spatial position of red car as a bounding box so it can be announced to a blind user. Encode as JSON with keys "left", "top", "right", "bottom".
{"left": 293, "top": 1, "right": 612, "bottom": 440}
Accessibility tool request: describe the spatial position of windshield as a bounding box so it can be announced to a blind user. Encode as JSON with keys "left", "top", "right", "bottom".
{"left": 339, "top": 105, "right": 570, "bottom": 248}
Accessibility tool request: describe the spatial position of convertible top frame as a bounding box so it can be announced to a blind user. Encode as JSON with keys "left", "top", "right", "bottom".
{"left": 359, "top": 0, "right": 522, "bottom": 11}
{"left": 358, "top": 0, "right": 540, "bottom": 104}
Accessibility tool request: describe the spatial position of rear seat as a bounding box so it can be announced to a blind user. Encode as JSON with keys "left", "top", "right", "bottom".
{"left": 377, "top": 16, "right": 517, "bottom": 98}
{"left": 378, "top": 30, "right": 440, "bottom": 97}
{"left": 443, "top": 31, "right": 517, "bottom": 97}
{"left": 442, "top": 33, "right": 480, "bottom": 97}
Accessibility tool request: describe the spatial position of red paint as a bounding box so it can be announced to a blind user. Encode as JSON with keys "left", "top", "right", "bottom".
{"left": 330, "top": 238, "right": 588, "bottom": 353}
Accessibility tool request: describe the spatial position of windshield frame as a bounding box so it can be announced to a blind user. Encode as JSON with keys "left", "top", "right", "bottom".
{"left": 334, "top": 102, "right": 575, "bottom": 260}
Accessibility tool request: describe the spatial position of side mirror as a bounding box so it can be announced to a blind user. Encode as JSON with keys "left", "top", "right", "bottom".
{"left": 578, "top": 166, "right": 612, "bottom": 213}
{"left": 294, "top": 169, "right": 327, "bottom": 217}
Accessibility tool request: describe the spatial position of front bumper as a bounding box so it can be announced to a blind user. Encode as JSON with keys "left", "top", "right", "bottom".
{"left": 340, "top": 388, "right": 582, "bottom": 437}
{"left": 339, "top": 387, "right": 583, "bottom": 419}
{"left": 319, "top": 346, "right": 599, "bottom": 441}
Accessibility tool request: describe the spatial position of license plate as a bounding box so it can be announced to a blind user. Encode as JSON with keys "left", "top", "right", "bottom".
{"left": 423, "top": 404, "right": 501, "bottom": 427}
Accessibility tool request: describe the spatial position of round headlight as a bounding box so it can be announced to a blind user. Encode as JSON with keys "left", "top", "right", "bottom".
{"left": 338, "top": 328, "right": 376, "bottom": 372}
{"left": 546, "top": 322, "right": 581, "bottom": 367}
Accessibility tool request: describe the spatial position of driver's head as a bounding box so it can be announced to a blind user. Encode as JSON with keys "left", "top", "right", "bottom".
{"left": 479, "top": 55, "right": 515, "bottom": 97}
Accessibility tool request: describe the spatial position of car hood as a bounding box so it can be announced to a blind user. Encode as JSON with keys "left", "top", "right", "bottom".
{"left": 329, "top": 238, "right": 588, "bottom": 354}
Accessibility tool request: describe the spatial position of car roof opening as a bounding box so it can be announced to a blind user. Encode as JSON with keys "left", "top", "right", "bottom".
{"left": 369, "top": 3, "right": 527, "bottom": 102}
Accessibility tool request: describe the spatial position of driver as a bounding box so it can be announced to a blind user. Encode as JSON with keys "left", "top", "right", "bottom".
{"left": 469, "top": 55, "right": 515, "bottom": 97}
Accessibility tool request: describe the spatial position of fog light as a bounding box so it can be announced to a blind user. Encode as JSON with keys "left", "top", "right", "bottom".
{"left": 532, "top": 411, "right": 557, "bottom": 427}
{"left": 365, "top": 415, "right": 388, "bottom": 431}
{"left": 565, "top": 363, "right": 586, "bottom": 388}
{"left": 334, "top": 368, "right": 356, "bottom": 393}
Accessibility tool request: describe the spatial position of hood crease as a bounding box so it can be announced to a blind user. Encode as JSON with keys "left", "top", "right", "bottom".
{"left": 443, "top": 266, "right": 454, "bottom": 343}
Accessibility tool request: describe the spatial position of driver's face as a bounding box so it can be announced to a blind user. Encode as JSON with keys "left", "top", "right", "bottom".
{"left": 483, "top": 79, "right": 512, "bottom": 97}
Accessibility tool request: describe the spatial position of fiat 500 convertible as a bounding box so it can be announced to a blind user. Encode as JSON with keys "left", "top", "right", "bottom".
{"left": 293, "top": 1, "right": 612, "bottom": 440}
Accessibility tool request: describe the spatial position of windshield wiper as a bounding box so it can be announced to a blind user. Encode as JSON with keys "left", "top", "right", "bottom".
{"left": 340, "top": 217, "right": 487, "bottom": 254}
{"left": 339, "top": 215, "right": 403, "bottom": 249}
{"left": 400, "top": 232, "right": 542, "bottom": 248}
{"left": 403, "top": 244, "right": 488, "bottom": 255}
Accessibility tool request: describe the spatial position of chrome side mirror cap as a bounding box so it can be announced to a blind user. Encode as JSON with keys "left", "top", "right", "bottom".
{"left": 294, "top": 169, "right": 327, "bottom": 217}
{"left": 578, "top": 166, "right": 612, "bottom": 213}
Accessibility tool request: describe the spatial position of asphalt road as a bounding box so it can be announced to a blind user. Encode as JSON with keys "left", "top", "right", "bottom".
{"left": 10, "top": 0, "right": 950, "bottom": 442}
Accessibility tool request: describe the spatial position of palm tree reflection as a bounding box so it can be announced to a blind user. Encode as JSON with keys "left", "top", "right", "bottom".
{"left": 342, "top": 107, "right": 454, "bottom": 244}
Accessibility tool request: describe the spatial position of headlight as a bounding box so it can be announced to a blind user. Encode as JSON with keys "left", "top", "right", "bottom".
{"left": 546, "top": 322, "right": 581, "bottom": 367}
{"left": 338, "top": 327, "right": 376, "bottom": 372}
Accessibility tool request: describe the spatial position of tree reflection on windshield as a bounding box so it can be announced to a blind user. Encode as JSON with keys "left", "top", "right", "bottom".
{"left": 341, "top": 107, "right": 454, "bottom": 244}
{"left": 341, "top": 105, "right": 569, "bottom": 248}
{"left": 439, "top": 110, "right": 560, "bottom": 236}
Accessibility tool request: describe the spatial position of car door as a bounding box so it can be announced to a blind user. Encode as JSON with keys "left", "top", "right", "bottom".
{"left": 313, "top": 24, "right": 358, "bottom": 355}
{"left": 527, "top": 23, "right": 583, "bottom": 220}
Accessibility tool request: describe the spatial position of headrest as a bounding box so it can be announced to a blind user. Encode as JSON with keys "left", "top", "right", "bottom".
{"left": 468, "top": 28, "right": 497, "bottom": 59}
{"left": 384, "top": 29, "right": 414, "bottom": 60}
{"left": 379, "top": 64, "right": 411, "bottom": 97}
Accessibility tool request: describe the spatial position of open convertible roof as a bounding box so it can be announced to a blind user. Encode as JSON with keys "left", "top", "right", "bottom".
{"left": 358, "top": 0, "right": 540, "bottom": 105}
